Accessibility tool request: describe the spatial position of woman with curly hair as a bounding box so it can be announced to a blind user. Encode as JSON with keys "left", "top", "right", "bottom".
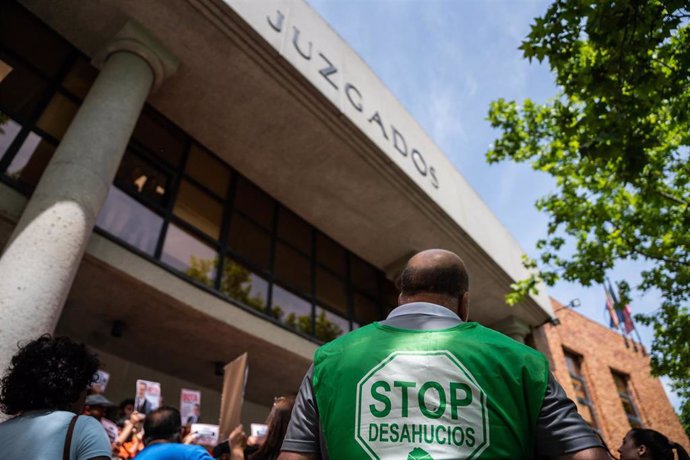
{"left": 618, "top": 428, "right": 690, "bottom": 460}
{"left": 0, "top": 335, "right": 112, "bottom": 459}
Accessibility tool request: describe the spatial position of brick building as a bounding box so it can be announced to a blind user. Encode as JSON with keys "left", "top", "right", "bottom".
{"left": 533, "top": 298, "right": 689, "bottom": 453}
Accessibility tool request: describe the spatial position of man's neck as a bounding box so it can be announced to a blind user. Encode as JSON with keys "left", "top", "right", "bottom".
{"left": 147, "top": 438, "right": 174, "bottom": 446}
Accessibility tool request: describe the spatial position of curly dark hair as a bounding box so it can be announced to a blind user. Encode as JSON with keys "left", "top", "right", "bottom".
{"left": 0, "top": 335, "right": 99, "bottom": 415}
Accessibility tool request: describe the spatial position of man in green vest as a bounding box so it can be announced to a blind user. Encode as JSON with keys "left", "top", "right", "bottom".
{"left": 279, "top": 249, "right": 607, "bottom": 460}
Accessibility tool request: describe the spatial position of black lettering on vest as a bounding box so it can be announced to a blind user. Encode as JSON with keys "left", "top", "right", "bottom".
{"left": 292, "top": 27, "right": 312, "bottom": 59}
{"left": 318, "top": 53, "right": 338, "bottom": 90}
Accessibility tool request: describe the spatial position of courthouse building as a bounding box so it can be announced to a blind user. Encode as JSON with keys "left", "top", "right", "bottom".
{"left": 0, "top": 0, "right": 684, "bottom": 439}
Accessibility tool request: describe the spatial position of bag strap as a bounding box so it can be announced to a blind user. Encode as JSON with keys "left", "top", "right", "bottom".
{"left": 63, "top": 414, "right": 80, "bottom": 460}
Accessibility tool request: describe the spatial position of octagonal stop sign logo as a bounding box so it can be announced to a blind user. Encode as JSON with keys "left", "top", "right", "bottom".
{"left": 355, "top": 351, "right": 489, "bottom": 460}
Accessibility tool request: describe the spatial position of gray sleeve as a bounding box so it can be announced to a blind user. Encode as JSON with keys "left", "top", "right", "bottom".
{"left": 536, "top": 373, "right": 604, "bottom": 456}
{"left": 281, "top": 365, "right": 327, "bottom": 457}
{"left": 73, "top": 416, "right": 112, "bottom": 460}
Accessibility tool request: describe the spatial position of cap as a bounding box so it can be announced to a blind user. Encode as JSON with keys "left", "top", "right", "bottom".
{"left": 85, "top": 394, "right": 115, "bottom": 407}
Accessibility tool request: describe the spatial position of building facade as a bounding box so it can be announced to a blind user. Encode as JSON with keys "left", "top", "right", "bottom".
{"left": 533, "top": 299, "right": 689, "bottom": 453}
{"left": 0, "top": 0, "right": 554, "bottom": 422}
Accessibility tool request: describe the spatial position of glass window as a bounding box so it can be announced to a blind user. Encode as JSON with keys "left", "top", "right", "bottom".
{"left": 0, "top": 2, "right": 71, "bottom": 78}
{"left": 185, "top": 144, "right": 230, "bottom": 197}
{"left": 277, "top": 207, "right": 311, "bottom": 255}
{"left": 6, "top": 132, "right": 55, "bottom": 187}
{"left": 233, "top": 178, "right": 274, "bottom": 229}
{"left": 316, "top": 267, "right": 347, "bottom": 316}
{"left": 316, "top": 233, "right": 346, "bottom": 276}
{"left": 220, "top": 258, "right": 269, "bottom": 314}
{"left": 36, "top": 92, "right": 78, "bottom": 140}
{"left": 62, "top": 56, "right": 97, "bottom": 100}
{"left": 563, "top": 350, "right": 598, "bottom": 429}
{"left": 132, "top": 109, "right": 185, "bottom": 166}
{"left": 351, "top": 256, "right": 379, "bottom": 298}
{"left": 564, "top": 353, "right": 579, "bottom": 375}
{"left": 0, "top": 54, "right": 50, "bottom": 121}
{"left": 161, "top": 224, "right": 217, "bottom": 287}
{"left": 115, "top": 150, "right": 170, "bottom": 207}
{"left": 354, "top": 293, "right": 381, "bottom": 325}
{"left": 173, "top": 180, "right": 223, "bottom": 239}
{"left": 612, "top": 371, "right": 642, "bottom": 428}
{"left": 0, "top": 114, "right": 21, "bottom": 160}
{"left": 381, "top": 279, "right": 398, "bottom": 312}
{"left": 274, "top": 242, "right": 311, "bottom": 293}
{"left": 273, "top": 284, "right": 312, "bottom": 334}
{"left": 315, "top": 305, "right": 348, "bottom": 342}
{"left": 96, "top": 186, "right": 163, "bottom": 256}
{"left": 227, "top": 213, "right": 271, "bottom": 270}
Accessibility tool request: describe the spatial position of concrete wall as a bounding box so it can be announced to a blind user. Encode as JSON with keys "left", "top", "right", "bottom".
{"left": 534, "top": 299, "right": 689, "bottom": 452}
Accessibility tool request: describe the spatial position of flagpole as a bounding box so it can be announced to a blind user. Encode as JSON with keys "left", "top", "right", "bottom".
{"left": 632, "top": 323, "right": 646, "bottom": 356}
{"left": 607, "top": 278, "right": 634, "bottom": 350}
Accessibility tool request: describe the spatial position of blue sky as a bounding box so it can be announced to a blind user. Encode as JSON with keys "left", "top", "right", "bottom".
{"left": 306, "top": 0, "right": 680, "bottom": 410}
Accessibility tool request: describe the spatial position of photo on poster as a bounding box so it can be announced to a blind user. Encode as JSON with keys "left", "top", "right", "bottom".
{"left": 180, "top": 389, "right": 201, "bottom": 425}
{"left": 191, "top": 423, "right": 219, "bottom": 447}
{"left": 90, "top": 370, "right": 110, "bottom": 394}
{"left": 134, "top": 379, "right": 161, "bottom": 414}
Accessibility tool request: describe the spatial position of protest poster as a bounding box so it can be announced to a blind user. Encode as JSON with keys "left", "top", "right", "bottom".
{"left": 190, "top": 423, "right": 219, "bottom": 447}
{"left": 180, "top": 389, "right": 202, "bottom": 425}
{"left": 134, "top": 379, "right": 161, "bottom": 414}
{"left": 90, "top": 370, "right": 110, "bottom": 394}
{"left": 218, "top": 353, "right": 248, "bottom": 441}
{"left": 251, "top": 423, "right": 268, "bottom": 439}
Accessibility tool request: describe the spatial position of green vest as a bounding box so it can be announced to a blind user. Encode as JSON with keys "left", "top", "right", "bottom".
{"left": 312, "top": 322, "right": 549, "bottom": 460}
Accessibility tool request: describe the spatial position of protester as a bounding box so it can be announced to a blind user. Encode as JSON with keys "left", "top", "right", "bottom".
{"left": 217, "top": 395, "right": 295, "bottom": 460}
{"left": 136, "top": 406, "right": 214, "bottom": 459}
{"left": 114, "top": 410, "right": 146, "bottom": 459}
{"left": 84, "top": 393, "right": 119, "bottom": 446}
{"left": 117, "top": 398, "right": 136, "bottom": 427}
{"left": 279, "top": 249, "right": 609, "bottom": 460}
{"left": 618, "top": 428, "right": 690, "bottom": 460}
{"left": 0, "top": 335, "right": 112, "bottom": 459}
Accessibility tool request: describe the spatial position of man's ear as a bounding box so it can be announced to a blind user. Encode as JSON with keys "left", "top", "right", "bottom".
{"left": 459, "top": 292, "right": 470, "bottom": 321}
{"left": 639, "top": 444, "right": 647, "bottom": 457}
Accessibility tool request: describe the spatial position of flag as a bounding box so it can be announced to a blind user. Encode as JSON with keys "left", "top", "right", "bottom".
{"left": 604, "top": 284, "right": 619, "bottom": 328}
{"left": 622, "top": 304, "right": 634, "bottom": 334}
{"left": 605, "top": 280, "right": 635, "bottom": 335}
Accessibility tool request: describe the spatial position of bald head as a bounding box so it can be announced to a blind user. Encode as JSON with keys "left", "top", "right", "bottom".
{"left": 399, "top": 249, "right": 469, "bottom": 316}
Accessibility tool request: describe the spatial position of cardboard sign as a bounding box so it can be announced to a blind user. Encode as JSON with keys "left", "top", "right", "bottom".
{"left": 218, "top": 353, "right": 248, "bottom": 440}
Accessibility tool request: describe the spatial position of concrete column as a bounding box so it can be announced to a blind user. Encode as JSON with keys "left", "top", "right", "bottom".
{"left": 0, "top": 22, "right": 177, "bottom": 387}
{"left": 491, "top": 316, "right": 531, "bottom": 343}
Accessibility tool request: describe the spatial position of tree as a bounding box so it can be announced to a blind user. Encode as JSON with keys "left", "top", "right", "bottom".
{"left": 486, "top": 0, "right": 689, "bottom": 433}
